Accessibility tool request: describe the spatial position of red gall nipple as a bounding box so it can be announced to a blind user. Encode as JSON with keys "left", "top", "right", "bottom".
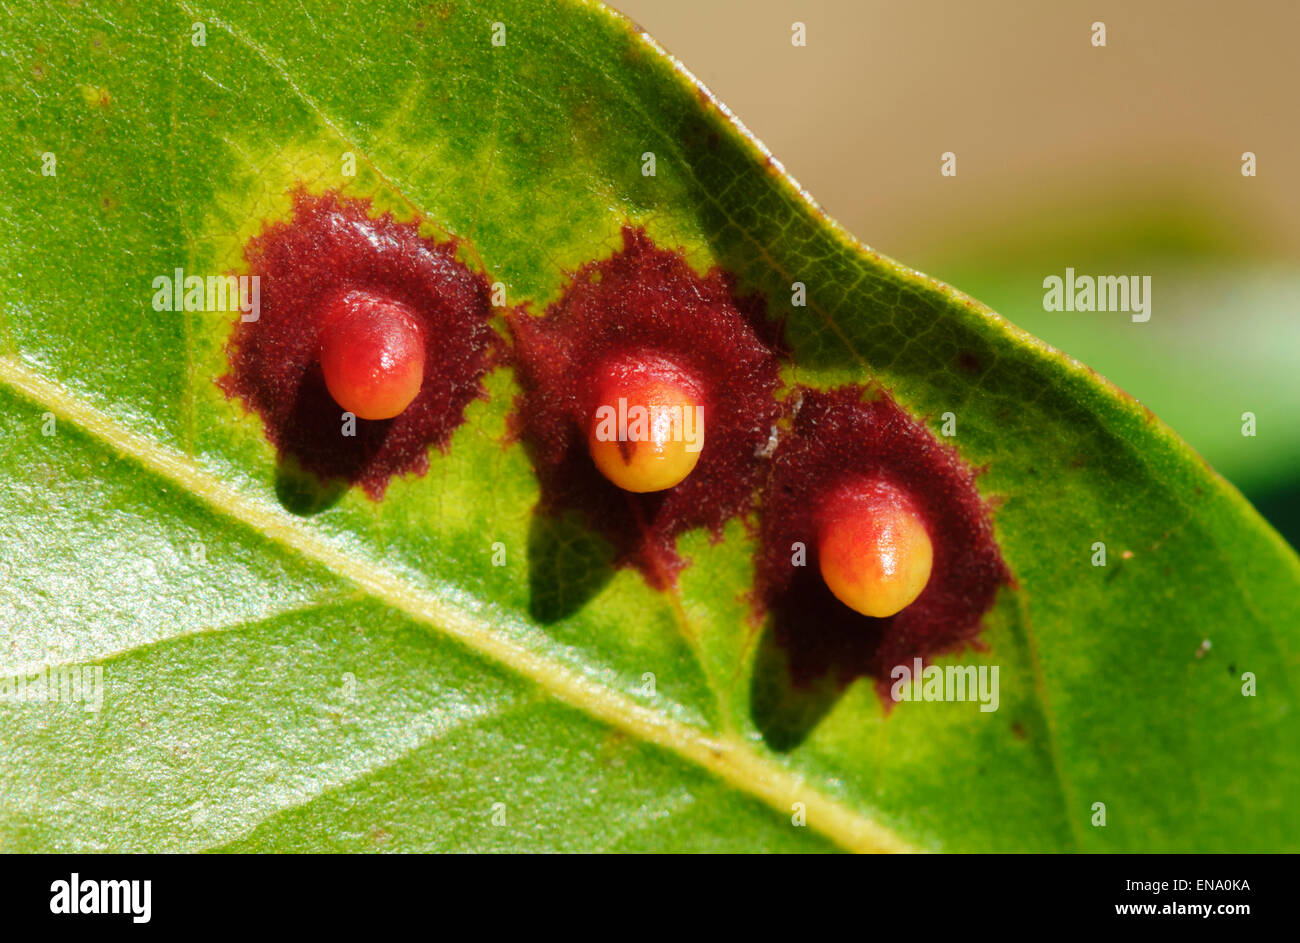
{"left": 585, "top": 353, "right": 706, "bottom": 493}
{"left": 319, "top": 289, "right": 426, "bottom": 421}
{"left": 815, "top": 477, "right": 934, "bottom": 619}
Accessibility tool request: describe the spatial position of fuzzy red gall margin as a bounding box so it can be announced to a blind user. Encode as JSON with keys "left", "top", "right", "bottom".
{"left": 507, "top": 227, "right": 783, "bottom": 587}
{"left": 220, "top": 189, "right": 496, "bottom": 499}
{"left": 754, "top": 386, "right": 1009, "bottom": 703}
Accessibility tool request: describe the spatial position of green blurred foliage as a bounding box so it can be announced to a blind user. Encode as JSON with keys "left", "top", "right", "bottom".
{"left": 926, "top": 195, "right": 1300, "bottom": 547}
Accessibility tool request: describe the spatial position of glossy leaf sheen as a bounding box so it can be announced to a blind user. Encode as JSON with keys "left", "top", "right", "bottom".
{"left": 1, "top": 0, "right": 1296, "bottom": 852}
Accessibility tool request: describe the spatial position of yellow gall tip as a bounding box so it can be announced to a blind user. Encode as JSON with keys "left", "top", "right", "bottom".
{"left": 816, "top": 478, "right": 933, "bottom": 618}
{"left": 586, "top": 355, "right": 706, "bottom": 494}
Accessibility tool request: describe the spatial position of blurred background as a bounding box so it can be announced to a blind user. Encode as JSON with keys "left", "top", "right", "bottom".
{"left": 613, "top": 0, "right": 1300, "bottom": 547}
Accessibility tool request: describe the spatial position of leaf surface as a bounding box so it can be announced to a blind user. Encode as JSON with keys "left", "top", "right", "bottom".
{"left": 1, "top": 0, "right": 1296, "bottom": 852}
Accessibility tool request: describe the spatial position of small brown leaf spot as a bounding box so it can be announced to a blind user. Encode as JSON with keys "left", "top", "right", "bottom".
{"left": 1121, "top": 549, "right": 1134, "bottom": 560}
{"left": 1011, "top": 722, "right": 1027, "bottom": 741}
{"left": 31, "top": 61, "right": 47, "bottom": 80}
{"left": 1195, "top": 638, "right": 1211, "bottom": 659}
{"left": 370, "top": 826, "right": 392, "bottom": 845}
{"left": 570, "top": 98, "right": 600, "bottom": 135}
{"left": 99, "top": 191, "right": 119, "bottom": 213}
{"left": 599, "top": 729, "right": 629, "bottom": 766}
{"left": 622, "top": 40, "right": 645, "bottom": 66}
{"left": 957, "top": 351, "right": 980, "bottom": 373}
{"left": 77, "top": 83, "right": 111, "bottom": 109}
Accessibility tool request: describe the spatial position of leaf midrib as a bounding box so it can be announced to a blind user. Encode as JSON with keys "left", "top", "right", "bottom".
{"left": 0, "top": 354, "right": 916, "bottom": 853}
{"left": 175, "top": 0, "right": 741, "bottom": 733}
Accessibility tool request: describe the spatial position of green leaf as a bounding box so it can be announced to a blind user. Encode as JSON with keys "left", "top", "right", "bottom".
{"left": 1, "top": 0, "right": 1296, "bottom": 853}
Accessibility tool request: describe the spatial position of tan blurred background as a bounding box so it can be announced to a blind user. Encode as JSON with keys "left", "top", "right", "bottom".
{"left": 614, "top": 0, "right": 1300, "bottom": 544}
{"left": 613, "top": 0, "right": 1299, "bottom": 261}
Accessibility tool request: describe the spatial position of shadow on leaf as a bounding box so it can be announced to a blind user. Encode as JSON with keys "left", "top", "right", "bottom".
{"left": 750, "top": 564, "right": 887, "bottom": 752}
{"left": 527, "top": 509, "right": 617, "bottom": 623}
{"left": 274, "top": 456, "right": 347, "bottom": 516}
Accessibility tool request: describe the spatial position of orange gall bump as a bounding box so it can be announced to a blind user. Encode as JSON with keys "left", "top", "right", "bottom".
{"left": 319, "top": 290, "right": 426, "bottom": 420}
{"left": 815, "top": 478, "right": 933, "bottom": 618}
{"left": 586, "top": 355, "right": 706, "bottom": 493}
